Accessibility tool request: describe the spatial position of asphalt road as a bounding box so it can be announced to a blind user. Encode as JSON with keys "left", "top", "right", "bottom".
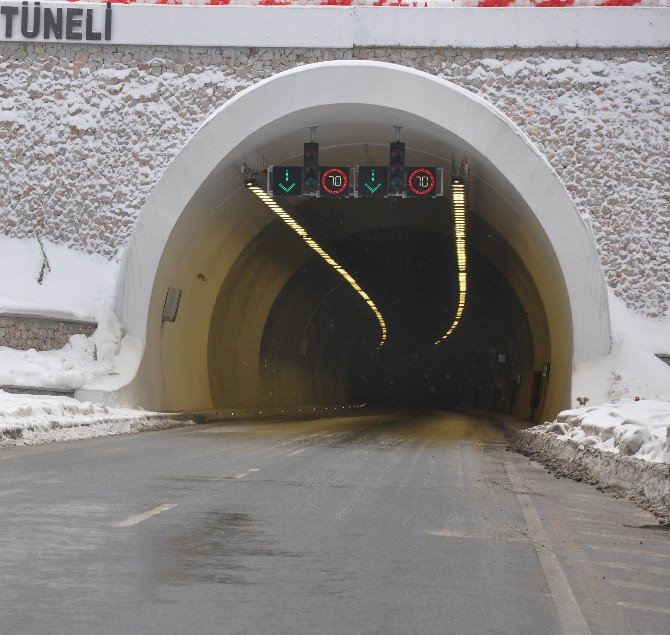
{"left": 0, "top": 411, "right": 668, "bottom": 634}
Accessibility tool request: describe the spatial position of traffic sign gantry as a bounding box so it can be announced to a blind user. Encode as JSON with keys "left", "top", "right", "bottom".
{"left": 358, "top": 166, "right": 388, "bottom": 197}
{"left": 266, "top": 165, "right": 442, "bottom": 198}
{"left": 272, "top": 166, "right": 302, "bottom": 196}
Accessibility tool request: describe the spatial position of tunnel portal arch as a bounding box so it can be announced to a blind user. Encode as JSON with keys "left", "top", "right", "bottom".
{"left": 113, "top": 61, "right": 610, "bottom": 419}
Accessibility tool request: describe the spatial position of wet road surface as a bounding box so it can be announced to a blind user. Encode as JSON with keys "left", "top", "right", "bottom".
{"left": 0, "top": 411, "right": 669, "bottom": 634}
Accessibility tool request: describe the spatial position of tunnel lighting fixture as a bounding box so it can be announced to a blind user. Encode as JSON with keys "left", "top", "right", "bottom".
{"left": 246, "top": 183, "right": 387, "bottom": 347}
{"left": 435, "top": 179, "right": 467, "bottom": 345}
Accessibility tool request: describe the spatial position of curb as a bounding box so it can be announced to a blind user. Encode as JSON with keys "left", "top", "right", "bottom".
{"left": 0, "top": 414, "right": 194, "bottom": 447}
{"left": 178, "top": 404, "right": 369, "bottom": 424}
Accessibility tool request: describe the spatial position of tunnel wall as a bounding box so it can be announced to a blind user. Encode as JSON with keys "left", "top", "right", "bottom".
{"left": 1, "top": 42, "right": 668, "bottom": 317}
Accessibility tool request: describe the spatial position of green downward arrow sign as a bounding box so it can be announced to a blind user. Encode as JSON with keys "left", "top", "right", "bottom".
{"left": 365, "top": 182, "right": 381, "bottom": 194}
{"left": 278, "top": 182, "right": 295, "bottom": 193}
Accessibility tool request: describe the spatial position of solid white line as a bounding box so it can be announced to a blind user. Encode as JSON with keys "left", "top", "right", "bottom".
{"left": 505, "top": 462, "right": 591, "bottom": 635}
{"left": 116, "top": 504, "right": 176, "bottom": 528}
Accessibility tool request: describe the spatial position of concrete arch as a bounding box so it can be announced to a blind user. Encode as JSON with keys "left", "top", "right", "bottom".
{"left": 112, "top": 61, "right": 610, "bottom": 418}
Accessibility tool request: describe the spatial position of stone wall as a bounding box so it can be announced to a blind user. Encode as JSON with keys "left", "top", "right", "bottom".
{"left": 0, "top": 43, "right": 668, "bottom": 316}
{"left": 0, "top": 313, "right": 97, "bottom": 351}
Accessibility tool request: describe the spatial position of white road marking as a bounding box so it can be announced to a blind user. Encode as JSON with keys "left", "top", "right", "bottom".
{"left": 597, "top": 561, "right": 670, "bottom": 576}
{"left": 560, "top": 505, "right": 651, "bottom": 519}
{"left": 615, "top": 601, "right": 670, "bottom": 616}
{"left": 286, "top": 449, "right": 306, "bottom": 456}
{"left": 607, "top": 579, "right": 670, "bottom": 594}
{"left": 505, "top": 462, "right": 591, "bottom": 635}
{"left": 579, "top": 529, "right": 666, "bottom": 543}
{"left": 587, "top": 544, "right": 670, "bottom": 560}
{"left": 570, "top": 516, "right": 652, "bottom": 527}
{"left": 116, "top": 504, "right": 176, "bottom": 528}
{"left": 427, "top": 529, "right": 529, "bottom": 543}
{"left": 231, "top": 468, "right": 260, "bottom": 480}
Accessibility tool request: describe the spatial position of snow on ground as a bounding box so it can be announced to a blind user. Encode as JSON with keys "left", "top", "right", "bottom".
{"left": 0, "top": 390, "right": 191, "bottom": 448}
{"left": 0, "top": 234, "right": 117, "bottom": 321}
{"left": 538, "top": 399, "right": 670, "bottom": 464}
{"left": 0, "top": 235, "right": 142, "bottom": 390}
{"left": 539, "top": 291, "right": 670, "bottom": 465}
{"left": 0, "top": 310, "right": 137, "bottom": 390}
{"left": 572, "top": 290, "right": 670, "bottom": 405}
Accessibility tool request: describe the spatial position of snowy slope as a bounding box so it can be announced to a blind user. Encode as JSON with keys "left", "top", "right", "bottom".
{"left": 0, "top": 234, "right": 116, "bottom": 321}
{"left": 572, "top": 291, "right": 670, "bottom": 405}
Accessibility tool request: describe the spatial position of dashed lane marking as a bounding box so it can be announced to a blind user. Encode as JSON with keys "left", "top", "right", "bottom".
{"left": 505, "top": 461, "right": 591, "bottom": 635}
{"left": 116, "top": 504, "right": 177, "bottom": 528}
{"left": 286, "top": 449, "right": 306, "bottom": 456}
{"left": 231, "top": 468, "right": 260, "bottom": 480}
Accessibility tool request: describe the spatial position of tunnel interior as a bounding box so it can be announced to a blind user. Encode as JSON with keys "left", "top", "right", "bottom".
{"left": 130, "top": 104, "right": 576, "bottom": 421}
{"left": 207, "top": 192, "right": 549, "bottom": 420}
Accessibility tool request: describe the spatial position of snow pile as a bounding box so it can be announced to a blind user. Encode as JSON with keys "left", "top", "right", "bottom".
{"left": 0, "top": 310, "right": 140, "bottom": 390}
{"left": 539, "top": 400, "right": 669, "bottom": 464}
{"left": 0, "top": 390, "right": 191, "bottom": 447}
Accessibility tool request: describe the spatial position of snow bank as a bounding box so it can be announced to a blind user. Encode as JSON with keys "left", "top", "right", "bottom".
{"left": 538, "top": 400, "right": 670, "bottom": 464}
{"left": 513, "top": 427, "right": 670, "bottom": 520}
{"left": 514, "top": 399, "right": 670, "bottom": 518}
{"left": 0, "top": 390, "right": 192, "bottom": 448}
{"left": 0, "top": 234, "right": 143, "bottom": 391}
{"left": 0, "top": 310, "right": 141, "bottom": 391}
{"left": 572, "top": 291, "right": 670, "bottom": 405}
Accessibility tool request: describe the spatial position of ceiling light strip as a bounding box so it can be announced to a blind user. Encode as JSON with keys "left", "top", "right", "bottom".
{"left": 247, "top": 184, "right": 387, "bottom": 347}
{"left": 435, "top": 180, "right": 467, "bottom": 345}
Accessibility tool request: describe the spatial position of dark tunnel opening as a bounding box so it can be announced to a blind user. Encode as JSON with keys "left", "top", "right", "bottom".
{"left": 246, "top": 197, "right": 542, "bottom": 419}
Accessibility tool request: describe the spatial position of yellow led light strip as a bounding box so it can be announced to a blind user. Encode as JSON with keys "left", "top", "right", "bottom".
{"left": 246, "top": 184, "right": 387, "bottom": 347}
{"left": 435, "top": 180, "right": 467, "bottom": 345}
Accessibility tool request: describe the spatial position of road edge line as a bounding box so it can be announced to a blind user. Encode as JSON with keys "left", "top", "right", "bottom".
{"left": 505, "top": 461, "right": 591, "bottom": 635}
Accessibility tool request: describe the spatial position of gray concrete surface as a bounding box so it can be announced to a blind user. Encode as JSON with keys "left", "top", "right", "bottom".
{"left": 0, "top": 411, "right": 668, "bottom": 634}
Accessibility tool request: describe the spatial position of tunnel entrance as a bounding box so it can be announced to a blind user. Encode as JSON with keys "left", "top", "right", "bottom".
{"left": 112, "top": 61, "right": 610, "bottom": 422}
{"left": 209, "top": 195, "right": 544, "bottom": 420}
